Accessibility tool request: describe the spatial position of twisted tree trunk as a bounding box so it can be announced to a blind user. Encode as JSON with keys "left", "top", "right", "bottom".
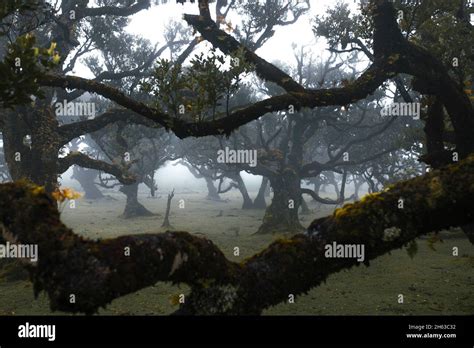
{"left": 233, "top": 174, "right": 253, "bottom": 209}
{"left": 120, "top": 182, "right": 153, "bottom": 218}
{"left": 256, "top": 169, "right": 304, "bottom": 234}
{"left": 2, "top": 105, "right": 60, "bottom": 193}
{"left": 72, "top": 167, "right": 104, "bottom": 200}
{"left": 204, "top": 177, "right": 221, "bottom": 201}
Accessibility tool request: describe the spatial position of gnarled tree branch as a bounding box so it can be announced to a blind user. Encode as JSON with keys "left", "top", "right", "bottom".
{"left": 39, "top": 61, "right": 392, "bottom": 139}
{"left": 0, "top": 155, "right": 473, "bottom": 315}
{"left": 75, "top": 0, "right": 151, "bottom": 19}
{"left": 183, "top": 14, "right": 305, "bottom": 93}
{"left": 58, "top": 109, "right": 159, "bottom": 146}
{"left": 58, "top": 151, "right": 135, "bottom": 184}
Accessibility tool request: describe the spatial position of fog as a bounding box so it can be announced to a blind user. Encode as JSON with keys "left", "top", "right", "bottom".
{"left": 61, "top": 161, "right": 265, "bottom": 193}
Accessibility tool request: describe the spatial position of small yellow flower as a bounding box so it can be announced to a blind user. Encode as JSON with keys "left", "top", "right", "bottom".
{"left": 52, "top": 190, "right": 65, "bottom": 202}
{"left": 62, "top": 188, "right": 73, "bottom": 199}
{"left": 52, "top": 187, "right": 82, "bottom": 203}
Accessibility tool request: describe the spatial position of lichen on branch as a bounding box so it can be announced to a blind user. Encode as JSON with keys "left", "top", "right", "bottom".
{"left": 1, "top": 155, "right": 473, "bottom": 315}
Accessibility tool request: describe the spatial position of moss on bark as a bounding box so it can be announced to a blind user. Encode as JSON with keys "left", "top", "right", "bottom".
{"left": 0, "top": 155, "right": 473, "bottom": 315}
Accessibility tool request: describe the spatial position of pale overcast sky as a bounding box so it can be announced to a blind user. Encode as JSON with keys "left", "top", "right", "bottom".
{"left": 73, "top": 0, "right": 357, "bottom": 78}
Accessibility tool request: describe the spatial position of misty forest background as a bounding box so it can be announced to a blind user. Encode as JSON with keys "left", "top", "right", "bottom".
{"left": 0, "top": 0, "right": 473, "bottom": 315}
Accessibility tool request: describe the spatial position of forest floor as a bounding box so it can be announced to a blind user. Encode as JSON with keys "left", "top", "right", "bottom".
{"left": 0, "top": 188, "right": 473, "bottom": 315}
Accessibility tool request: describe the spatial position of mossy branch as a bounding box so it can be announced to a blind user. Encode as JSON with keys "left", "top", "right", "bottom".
{"left": 1, "top": 156, "right": 473, "bottom": 315}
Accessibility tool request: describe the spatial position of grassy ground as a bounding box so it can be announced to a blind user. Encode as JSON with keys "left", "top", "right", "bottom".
{"left": 0, "top": 189, "right": 473, "bottom": 315}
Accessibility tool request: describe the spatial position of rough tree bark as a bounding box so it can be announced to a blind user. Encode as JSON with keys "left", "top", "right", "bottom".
{"left": 2, "top": 105, "right": 60, "bottom": 193}
{"left": 0, "top": 155, "right": 473, "bottom": 315}
{"left": 256, "top": 169, "right": 304, "bottom": 234}
{"left": 2, "top": 110, "right": 33, "bottom": 182}
{"left": 420, "top": 96, "right": 451, "bottom": 168}
{"left": 2, "top": 105, "right": 137, "bottom": 195}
